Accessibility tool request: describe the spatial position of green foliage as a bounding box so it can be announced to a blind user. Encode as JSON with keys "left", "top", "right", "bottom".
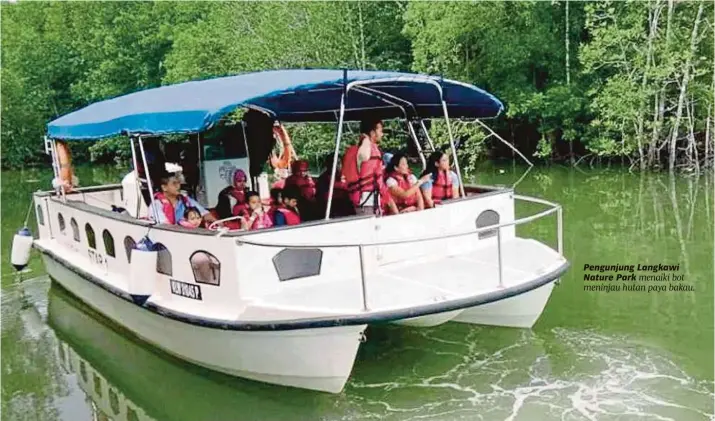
{"left": 1, "top": 1, "right": 712, "bottom": 171}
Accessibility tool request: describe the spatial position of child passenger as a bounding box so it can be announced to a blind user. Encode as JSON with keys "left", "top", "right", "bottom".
{"left": 273, "top": 186, "right": 302, "bottom": 226}
{"left": 179, "top": 206, "right": 204, "bottom": 229}
{"left": 241, "top": 191, "right": 273, "bottom": 231}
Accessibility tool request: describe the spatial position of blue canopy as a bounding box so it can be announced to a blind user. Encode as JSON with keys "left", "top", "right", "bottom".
{"left": 47, "top": 69, "right": 504, "bottom": 140}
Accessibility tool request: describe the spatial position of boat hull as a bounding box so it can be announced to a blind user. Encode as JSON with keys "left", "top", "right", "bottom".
{"left": 390, "top": 309, "right": 464, "bottom": 327}
{"left": 452, "top": 280, "right": 556, "bottom": 328}
{"left": 41, "top": 253, "right": 365, "bottom": 394}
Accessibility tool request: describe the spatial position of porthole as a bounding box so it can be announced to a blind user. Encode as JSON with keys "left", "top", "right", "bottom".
{"left": 85, "top": 224, "right": 96, "bottom": 249}
{"left": 476, "top": 210, "right": 500, "bottom": 239}
{"left": 36, "top": 204, "right": 44, "bottom": 226}
{"left": 79, "top": 361, "right": 88, "bottom": 383}
{"left": 109, "top": 388, "right": 120, "bottom": 415}
{"left": 124, "top": 236, "right": 136, "bottom": 262}
{"left": 102, "top": 230, "right": 115, "bottom": 257}
{"left": 70, "top": 218, "right": 80, "bottom": 242}
{"left": 190, "top": 251, "right": 221, "bottom": 285}
{"left": 58, "top": 213, "right": 66, "bottom": 233}
{"left": 93, "top": 373, "right": 103, "bottom": 397}
{"left": 154, "top": 243, "right": 172, "bottom": 276}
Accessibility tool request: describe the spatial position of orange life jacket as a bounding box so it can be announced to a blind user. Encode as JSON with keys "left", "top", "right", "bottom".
{"left": 342, "top": 142, "right": 386, "bottom": 207}
{"left": 387, "top": 171, "right": 418, "bottom": 210}
{"left": 56, "top": 141, "right": 75, "bottom": 192}
{"left": 153, "top": 192, "right": 191, "bottom": 225}
{"left": 274, "top": 206, "right": 301, "bottom": 225}
{"left": 431, "top": 170, "right": 454, "bottom": 204}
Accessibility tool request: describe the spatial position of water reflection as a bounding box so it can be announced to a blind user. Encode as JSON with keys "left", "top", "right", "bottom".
{"left": 43, "top": 279, "right": 713, "bottom": 421}
{"left": 46, "top": 284, "right": 326, "bottom": 421}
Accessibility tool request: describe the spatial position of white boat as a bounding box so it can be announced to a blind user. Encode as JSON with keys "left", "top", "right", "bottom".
{"left": 20, "top": 69, "right": 569, "bottom": 393}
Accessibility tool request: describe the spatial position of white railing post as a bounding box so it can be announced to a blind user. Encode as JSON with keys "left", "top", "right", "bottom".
{"left": 496, "top": 227, "right": 504, "bottom": 288}
{"left": 358, "top": 245, "right": 369, "bottom": 311}
{"left": 557, "top": 206, "right": 563, "bottom": 256}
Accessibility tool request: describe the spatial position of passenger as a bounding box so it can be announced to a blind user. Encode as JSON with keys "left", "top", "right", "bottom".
{"left": 316, "top": 154, "right": 355, "bottom": 218}
{"left": 240, "top": 191, "right": 273, "bottom": 231}
{"left": 385, "top": 153, "right": 430, "bottom": 213}
{"left": 217, "top": 169, "right": 249, "bottom": 216}
{"left": 341, "top": 118, "right": 398, "bottom": 216}
{"left": 420, "top": 151, "right": 461, "bottom": 208}
{"left": 273, "top": 186, "right": 302, "bottom": 227}
{"left": 150, "top": 173, "right": 216, "bottom": 225}
{"left": 179, "top": 207, "right": 204, "bottom": 229}
{"left": 209, "top": 189, "right": 242, "bottom": 230}
{"left": 266, "top": 187, "right": 283, "bottom": 222}
{"left": 284, "top": 159, "right": 316, "bottom": 201}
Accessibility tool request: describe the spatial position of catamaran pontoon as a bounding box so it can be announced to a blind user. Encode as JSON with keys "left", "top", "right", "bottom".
{"left": 14, "top": 69, "right": 569, "bottom": 393}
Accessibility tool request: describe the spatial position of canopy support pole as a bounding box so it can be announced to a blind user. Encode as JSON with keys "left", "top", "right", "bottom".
{"left": 440, "top": 100, "right": 466, "bottom": 197}
{"left": 129, "top": 137, "right": 142, "bottom": 216}
{"left": 407, "top": 121, "right": 427, "bottom": 170}
{"left": 474, "top": 119, "right": 533, "bottom": 167}
{"left": 240, "top": 122, "right": 254, "bottom": 190}
{"left": 137, "top": 136, "right": 159, "bottom": 223}
{"left": 325, "top": 70, "right": 348, "bottom": 220}
{"left": 419, "top": 120, "right": 436, "bottom": 151}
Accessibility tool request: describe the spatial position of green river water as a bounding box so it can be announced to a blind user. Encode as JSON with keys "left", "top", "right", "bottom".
{"left": 1, "top": 164, "right": 713, "bottom": 421}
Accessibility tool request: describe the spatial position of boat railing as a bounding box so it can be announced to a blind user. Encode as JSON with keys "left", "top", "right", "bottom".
{"left": 237, "top": 194, "right": 564, "bottom": 312}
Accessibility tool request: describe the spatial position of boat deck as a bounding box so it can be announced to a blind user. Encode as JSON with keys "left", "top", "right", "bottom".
{"left": 253, "top": 238, "right": 565, "bottom": 315}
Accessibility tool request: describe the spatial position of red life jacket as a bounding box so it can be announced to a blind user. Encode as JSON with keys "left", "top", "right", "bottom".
{"left": 241, "top": 209, "right": 273, "bottom": 230}
{"left": 232, "top": 202, "right": 248, "bottom": 217}
{"left": 431, "top": 170, "right": 454, "bottom": 204}
{"left": 284, "top": 175, "right": 317, "bottom": 201}
{"left": 387, "top": 171, "right": 418, "bottom": 210}
{"left": 342, "top": 142, "right": 387, "bottom": 207}
{"left": 153, "top": 192, "right": 190, "bottom": 225}
{"left": 275, "top": 206, "right": 301, "bottom": 225}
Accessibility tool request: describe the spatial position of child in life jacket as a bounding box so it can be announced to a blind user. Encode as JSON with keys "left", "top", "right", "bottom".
{"left": 273, "top": 186, "right": 302, "bottom": 227}
{"left": 385, "top": 153, "right": 430, "bottom": 213}
{"left": 419, "top": 151, "right": 461, "bottom": 208}
{"left": 179, "top": 207, "right": 204, "bottom": 229}
{"left": 240, "top": 191, "right": 273, "bottom": 231}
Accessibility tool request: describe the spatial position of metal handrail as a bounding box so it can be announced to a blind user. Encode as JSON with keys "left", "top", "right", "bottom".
{"left": 236, "top": 194, "right": 564, "bottom": 312}
{"left": 237, "top": 194, "right": 561, "bottom": 249}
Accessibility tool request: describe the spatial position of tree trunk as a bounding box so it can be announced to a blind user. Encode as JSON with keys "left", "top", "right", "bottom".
{"left": 565, "top": 0, "right": 573, "bottom": 165}
{"left": 668, "top": 4, "right": 704, "bottom": 172}
{"left": 357, "top": 2, "right": 366, "bottom": 70}
{"left": 640, "top": 0, "right": 661, "bottom": 170}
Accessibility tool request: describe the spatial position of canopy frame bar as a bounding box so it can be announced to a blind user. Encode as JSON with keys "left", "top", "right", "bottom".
{"left": 351, "top": 86, "right": 427, "bottom": 169}
{"left": 324, "top": 75, "right": 464, "bottom": 219}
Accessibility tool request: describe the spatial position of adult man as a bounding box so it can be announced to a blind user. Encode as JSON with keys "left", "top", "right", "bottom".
{"left": 150, "top": 172, "right": 216, "bottom": 226}
{"left": 341, "top": 118, "right": 398, "bottom": 215}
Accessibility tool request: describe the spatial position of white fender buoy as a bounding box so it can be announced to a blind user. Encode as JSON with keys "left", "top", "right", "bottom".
{"left": 128, "top": 236, "right": 157, "bottom": 305}
{"left": 11, "top": 227, "right": 33, "bottom": 271}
